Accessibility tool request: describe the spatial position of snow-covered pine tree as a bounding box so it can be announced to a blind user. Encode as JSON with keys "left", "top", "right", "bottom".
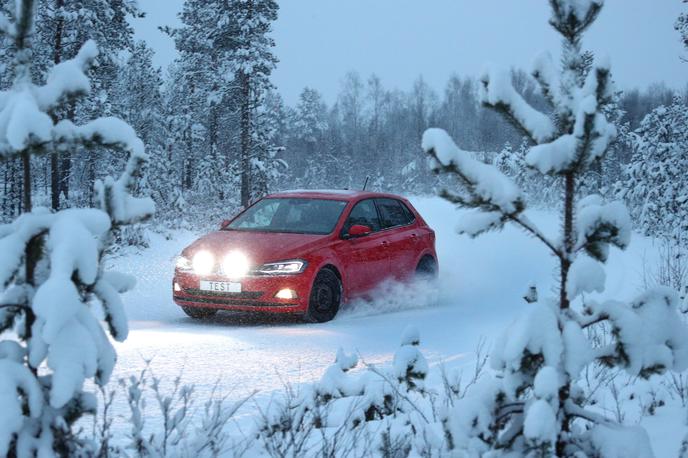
{"left": 251, "top": 89, "right": 287, "bottom": 197}
{"left": 34, "top": 0, "right": 141, "bottom": 210}
{"left": 228, "top": 0, "right": 279, "bottom": 207}
{"left": 620, "top": 96, "right": 688, "bottom": 242}
{"left": 422, "top": 0, "right": 688, "bottom": 455}
{"left": 0, "top": 1, "right": 154, "bottom": 454}
{"left": 164, "top": 0, "right": 222, "bottom": 204}
{"left": 294, "top": 87, "right": 328, "bottom": 186}
{"left": 295, "top": 87, "right": 328, "bottom": 159}
{"left": 111, "top": 40, "right": 166, "bottom": 245}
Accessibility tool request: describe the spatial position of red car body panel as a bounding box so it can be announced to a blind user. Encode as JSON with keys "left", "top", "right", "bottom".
{"left": 172, "top": 190, "right": 437, "bottom": 315}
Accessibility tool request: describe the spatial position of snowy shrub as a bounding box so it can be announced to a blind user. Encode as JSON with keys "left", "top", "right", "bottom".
{"left": 253, "top": 327, "right": 443, "bottom": 457}
{"left": 91, "top": 364, "right": 252, "bottom": 458}
{"left": 0, "top": 1, "right": 154, "bottom": 455}
{"left": 422, "top": 0, "right": 688, "bottom": 456}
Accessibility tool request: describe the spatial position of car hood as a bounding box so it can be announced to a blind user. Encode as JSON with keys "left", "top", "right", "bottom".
{"left": 182, "top": 230, "right": 330, "bottom": 265}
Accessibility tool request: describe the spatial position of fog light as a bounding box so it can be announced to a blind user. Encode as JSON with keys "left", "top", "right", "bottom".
{"left": 275, "top": 289, "right": 297, "bottom": 300}
{"left": 174, "top": 282, "right": 182, "bottom": 292}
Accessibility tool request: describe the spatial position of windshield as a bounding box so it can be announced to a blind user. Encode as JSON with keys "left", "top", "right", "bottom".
{"left": 226, "top": 198, "right": 348, "bottom": 235}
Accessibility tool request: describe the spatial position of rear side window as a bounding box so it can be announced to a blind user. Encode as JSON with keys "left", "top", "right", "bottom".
{"left": 343, "top": 199, "right": 381, "bottom": 233}
{"left": 376, "top": 198, "right": 414, "bottom": 229}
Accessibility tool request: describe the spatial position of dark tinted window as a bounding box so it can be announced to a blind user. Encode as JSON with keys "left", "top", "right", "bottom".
{"left": 227, "top": 198, "right": 347, "bottom": 235}
{"left": 376, "top": 198, "right": 414, "bottom": 228}
{"left": 343, "top": 199, "right": 381, "bottom": 234}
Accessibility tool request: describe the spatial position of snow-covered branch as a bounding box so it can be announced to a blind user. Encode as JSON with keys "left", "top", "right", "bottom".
{"left": 479, "top": 68, "right": 556, "bottom": 145}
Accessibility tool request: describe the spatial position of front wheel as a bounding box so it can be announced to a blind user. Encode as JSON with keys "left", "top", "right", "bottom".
{"left": 182, "top": 306, "right": 218, "bottom": 320}
{"left": 305, "top": 268, "right": 341, "bottom": 323}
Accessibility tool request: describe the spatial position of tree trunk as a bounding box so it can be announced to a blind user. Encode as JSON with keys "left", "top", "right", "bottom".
{"left": 22, "top": 152, "right": 31, "bottom": 212}
{"left": 560, "top": 171, "right": 575, "bottom": 310}
{"left": 240, "top": 71, "right": 251, "bottom": 208}
{"left": 208, "top": 79, "right": 221, "bottom": 200}
{"left": 50, "top": 0, "right": 65, "bottom": 210}
{"left": 58, "top": 103, "right": 75, "bottom": 203}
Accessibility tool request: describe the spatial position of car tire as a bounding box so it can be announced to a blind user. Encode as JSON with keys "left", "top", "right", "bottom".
{"left": 415, "top": 256, "right": 437, "bottom": 280}
{"left": 305, "top": 268, "right": 341, "bottom": 323}
{"left": 182, "top": 306, "right": 218, "bottom": 320}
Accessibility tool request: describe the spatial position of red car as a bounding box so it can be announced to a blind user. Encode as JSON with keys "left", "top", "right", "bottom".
{"left": 173, "top": 190, "right": 437, "bottom": 322}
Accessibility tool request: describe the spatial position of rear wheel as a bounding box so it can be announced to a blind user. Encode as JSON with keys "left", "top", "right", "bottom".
{"left": 415, "top": 256, "right": 437, "bottom": 280}
{"left": 305, "top": 268, "right": 341, "bottom": 323}
{"left": 182, "top": 306, "right": 218, "bottom": 319}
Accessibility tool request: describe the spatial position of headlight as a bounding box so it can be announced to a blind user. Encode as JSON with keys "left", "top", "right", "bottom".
{"left": 192, "top": 251, "right": 215, "bottom": 275}
{"left": 257, "top": 260, "right": 307, "bottom": 275}
{"left": 222, "top": 251, "right": 250, "bottom": 278}
{"left": 176, "top": 255, "right": 192, "bottom": 271}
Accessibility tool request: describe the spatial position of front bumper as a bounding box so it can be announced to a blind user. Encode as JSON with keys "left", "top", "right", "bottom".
{"left": 172, "top": 270, "right": 311, "bottom": 314}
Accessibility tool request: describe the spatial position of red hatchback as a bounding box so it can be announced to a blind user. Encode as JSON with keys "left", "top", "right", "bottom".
{"left": 173, "top": 190, "right": 437, "bottom": 322}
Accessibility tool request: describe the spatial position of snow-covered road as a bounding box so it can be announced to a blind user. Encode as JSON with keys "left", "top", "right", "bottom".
{"left": 109, "top": 197, "right": 649, "bottom": 413}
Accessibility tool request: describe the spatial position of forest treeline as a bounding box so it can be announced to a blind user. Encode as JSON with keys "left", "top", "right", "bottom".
{"left": 0, "top": 0, "right": 685, "bottom": 244}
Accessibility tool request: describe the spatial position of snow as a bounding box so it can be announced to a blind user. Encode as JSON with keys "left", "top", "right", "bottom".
{"left": 533, "top": 366, "right": 559, "bottom": 400}
{"left": 567, "top": 254, "right": 606, "bottom": 299}
{"left": 587, "top": 424, "right": 655, "bottom": 458}
{"left": 455, "top": 209, "right": 503, "bottom": 237}
{"left": 35, "top": 40, "right": 98, "bottom": 110}
{"left": 526, "top": 133, "right": 577, "bottom": 173}
{"left": 490, "top": 301, "right": 563, "bottom": 395}
{"left": 576, "top": 197, "right": 632, "bottom": 262}
{"left": 553, "top": 0, "right": 604, "bottom": 24}
{"left": 523, "top": 399, "right": 557, "bottom": 445}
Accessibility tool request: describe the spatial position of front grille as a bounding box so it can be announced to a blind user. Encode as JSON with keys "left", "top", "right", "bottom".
{"left": 174, "top": 295, "right": 294, "bottom": 308}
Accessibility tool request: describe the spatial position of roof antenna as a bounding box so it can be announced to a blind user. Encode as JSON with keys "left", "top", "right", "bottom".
{"left": 362, "top": 175, "right": 370, "bottom": 191}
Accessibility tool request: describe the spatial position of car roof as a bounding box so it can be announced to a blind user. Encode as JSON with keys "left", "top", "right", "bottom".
{"left": 264, "top": 189, "right": 408, "bottom": 202}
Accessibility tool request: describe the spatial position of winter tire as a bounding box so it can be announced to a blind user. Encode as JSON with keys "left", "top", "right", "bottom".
{"left": 415, "top": 256, "right": 437, "bottom": 280}
{"left": 305, "top": 268, "right": 341, "bottom": 323}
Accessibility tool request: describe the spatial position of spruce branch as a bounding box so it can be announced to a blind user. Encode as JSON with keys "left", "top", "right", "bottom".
{"left": 427, "top": 148, "right": 561, "bottom": 258}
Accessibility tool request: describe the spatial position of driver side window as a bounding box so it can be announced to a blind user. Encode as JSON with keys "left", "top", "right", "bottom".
{"left": 343, "top": 199, "right": 381, "bottom": 234}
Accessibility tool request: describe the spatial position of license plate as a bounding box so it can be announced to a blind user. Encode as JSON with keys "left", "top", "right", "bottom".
{"left": 199, "top": 280, "right": 241, "bottom": 293}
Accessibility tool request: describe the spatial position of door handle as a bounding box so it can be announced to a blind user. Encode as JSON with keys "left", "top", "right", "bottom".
{"left": 411, "top": 233, "right": 417, "bottom": 238}
{"left": 381, "top": 240, "right": 389, "bottom": 246}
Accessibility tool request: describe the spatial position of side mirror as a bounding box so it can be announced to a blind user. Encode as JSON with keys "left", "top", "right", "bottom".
{"left": 220, "top": 219, "right": 231, "bottom": 229}
{"left": 347, "top": 224, "right": 372, "bottom": 238}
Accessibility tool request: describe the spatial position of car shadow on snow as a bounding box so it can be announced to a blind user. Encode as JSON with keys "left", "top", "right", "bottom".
{"left": 178, "top": 310, "right": 306, "bottom": 328}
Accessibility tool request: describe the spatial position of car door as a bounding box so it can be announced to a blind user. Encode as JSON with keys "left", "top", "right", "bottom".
{"left": 375, "top": 198, "right": 418, "bottom": 281}
{"left": 337, "top": 198, "right": 391, "bottom": 296}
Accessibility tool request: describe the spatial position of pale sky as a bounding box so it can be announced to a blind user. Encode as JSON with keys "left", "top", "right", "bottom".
{"left": 132, "top": 0, "right": 687, "bottom": 106}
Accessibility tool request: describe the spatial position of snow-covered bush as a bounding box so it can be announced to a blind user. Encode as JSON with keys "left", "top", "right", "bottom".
{"left": 92, "top": 365, "right": 251, "bottom": 457}
{"left": 0, "top": 1, "right": 154, "bottom": 455}
{"left": 253, "top": 327, "right": 441, "bottom": 456}
{"left": 422, "top": 0, "right": 688, "bottom": 455}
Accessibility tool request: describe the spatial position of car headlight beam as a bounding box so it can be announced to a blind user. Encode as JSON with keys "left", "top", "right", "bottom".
{"left": 257, "top": 260, "right": 307, "bottom": 275}
{"left": 222, "top": 251, "right": 250, "bottom": 278}
{"left": 192, "top": 250, "right": 215, "bottom": 276}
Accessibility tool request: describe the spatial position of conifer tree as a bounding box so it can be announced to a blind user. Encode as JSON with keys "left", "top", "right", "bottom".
{"left": 227, "top": 0, "right": 279, "bottom": 206}
{"left": 620, "top": 96, "right": 688, "bottom": 242}
{"left": 0, "top": 1, "right": 153, "bottom": 454}
{"left": 422, "top": 1, "right": 688, "bottom": 455}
